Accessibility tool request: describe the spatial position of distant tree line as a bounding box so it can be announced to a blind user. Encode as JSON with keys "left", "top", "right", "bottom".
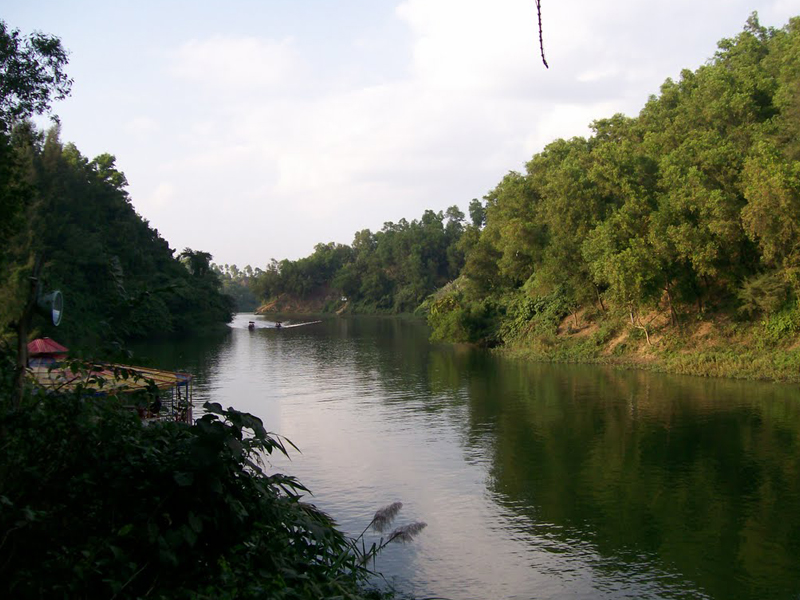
{"left": 239, "top": 207, "right": 468, "bottom": 313}
{"left": 212, "top": 263, "right": 261, "bottom": 312}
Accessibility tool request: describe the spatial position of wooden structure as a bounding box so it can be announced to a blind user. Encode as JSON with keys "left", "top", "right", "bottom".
{"left": 27, "top": 337, "right": 69, "bottom": 366}
{"left": 28, "top": 339, "right": 194, "bottom": 423}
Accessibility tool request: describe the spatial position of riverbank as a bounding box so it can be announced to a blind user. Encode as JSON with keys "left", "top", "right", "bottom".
{"left": 256, "top": 292, "right": 800, "bottom": 382}
{"left": 501, "top": 309, "right": 800, "bottom": 383}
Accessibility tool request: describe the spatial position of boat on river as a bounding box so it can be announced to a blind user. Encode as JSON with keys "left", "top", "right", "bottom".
{"left": 272, "top": 320, "right": 322, "bottom": 329}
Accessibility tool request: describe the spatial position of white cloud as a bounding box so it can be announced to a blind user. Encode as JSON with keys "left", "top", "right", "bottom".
{"left": 169, "top": 35, "right": 303, "bottom": 93}
{"left": 396, "top": 0, "right": 542, "bottom": 94}
{"left": 577, "top": 67, "right": 622, "bottom": 84}
{"left": 124, "top": 116, "right": 159, "bottom": 137}
{"left": 143, "top": 182, "right": 177, "bottom": 210}
{"left": 150, "top": 1, "right": 738, "bottom": 260}
{"left": 25, "top": 0, "right": 800, "bottom": 265}
{"left": 773, "top": 0, "right": 800, "bottom": 15}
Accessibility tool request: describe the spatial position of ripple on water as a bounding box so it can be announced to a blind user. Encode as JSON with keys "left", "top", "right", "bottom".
{"left": 142, "top": 316, "right": 800, "bottom": 600}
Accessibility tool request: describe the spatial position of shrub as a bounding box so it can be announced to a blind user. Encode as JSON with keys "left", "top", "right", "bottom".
{"left": 499, "top": 287, "right": 571, "bottom": 343}
{"left": 763, "top": 304, "right": 800, "bottom": 341}
{"left": 0, "top": 388, "right": 386, "bottom": 599}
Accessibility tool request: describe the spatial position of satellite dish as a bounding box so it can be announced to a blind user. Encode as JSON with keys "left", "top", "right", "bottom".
{"left": 36, "top": 290, "right": 64, "bottom": 326}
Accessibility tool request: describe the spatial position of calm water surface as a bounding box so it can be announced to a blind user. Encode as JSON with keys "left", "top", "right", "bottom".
{"left": 134, "top": 314, "right": 800, "bottom": 600}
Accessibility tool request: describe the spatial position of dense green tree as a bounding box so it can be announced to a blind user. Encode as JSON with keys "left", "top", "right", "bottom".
{"left": 1, "top": 125, "right": 233, "bottom": 345}
{"left": 250, "top": 206, "right": 468, "bottom": 313}
{"left": 0, "top": 21, "right": 72, "bottom": 332}
{"left": 468, "top": 198, "right": 486, "bottom": 228}
{"left": 178, "top": 248, "right": 214, "bottom": 278}
{"left": 0, "top": 20, "right": 72, "bottom": 124}
{"left": 583, "top": 197, "right": 662, "bottom": 321}
{"left": 428, "top": 14, "right": 800, "bottom": 345}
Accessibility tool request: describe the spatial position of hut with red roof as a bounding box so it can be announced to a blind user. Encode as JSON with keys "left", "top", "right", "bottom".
{"left": 27, "top": 338, "right": 193, "bottom": 423}
{"left": 27, "top": 337, "right": 68, "bottom": 367}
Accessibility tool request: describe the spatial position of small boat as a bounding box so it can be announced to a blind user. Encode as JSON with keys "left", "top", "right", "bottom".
{"left": 274, "top": 321, "right": 282, "bottom": 329}
{"left": 280, "top": 320, "right": 322, "bottom": 329}
{"left": 248, "top": 321, "right": 255, "bottom": 330}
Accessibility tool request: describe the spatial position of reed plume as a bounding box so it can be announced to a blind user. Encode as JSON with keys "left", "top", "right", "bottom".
{"left": 371, "top": 501, "right": 403, "bottom": 533}
{"left": 389, "top": 521, "right": 427, "bottom": 543}
{"left": 351, "top": 503, "right": 426, "bottom": 569}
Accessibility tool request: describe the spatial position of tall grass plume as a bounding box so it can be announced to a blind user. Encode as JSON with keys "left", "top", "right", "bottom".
{"left": 371, "top": 501, "right": 403, "bottom": 533}
{"left": 389, "top": 521, "right": 427, "bottom": 543}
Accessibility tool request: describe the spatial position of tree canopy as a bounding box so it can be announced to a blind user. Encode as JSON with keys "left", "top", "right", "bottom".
{"left": 0, "top": 20, "right": 72, "bottom": 125}
{"left": 237, "top": 15, "right": 800, "bottom": 348}
{"left": 418, "top": 14, "right": 800, "bottom": 344}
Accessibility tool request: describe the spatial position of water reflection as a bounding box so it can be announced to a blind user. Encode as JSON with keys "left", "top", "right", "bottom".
{"left": 133, "top": 314, "right": 800, "bottom": 600}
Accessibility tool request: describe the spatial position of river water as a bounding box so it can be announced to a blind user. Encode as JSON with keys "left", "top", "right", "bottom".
{"left": 134, "top": 313, "right": 800, "bottom": 600}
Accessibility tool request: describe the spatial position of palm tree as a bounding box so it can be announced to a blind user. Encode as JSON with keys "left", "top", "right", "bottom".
{"left": 178, "top": 248, "right": 213, "bottom": 278}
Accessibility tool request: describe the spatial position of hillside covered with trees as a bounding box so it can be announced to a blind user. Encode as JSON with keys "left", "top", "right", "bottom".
{"left": 242, "top": 14, "right": 800, "bottom": 379}
{"left": 432, "top": 15, "right": 800, "bottom": 330}
{"left": 0, "top": 19, "right": 402, "bottom": 600}
{"left": 426, "top": 14, "right": 800, "bottom": 370}
{"left": 1, "top": 123, "right": 234, "bottom": 348}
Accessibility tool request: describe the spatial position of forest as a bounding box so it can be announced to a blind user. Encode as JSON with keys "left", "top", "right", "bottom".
{"left": 234, "top": 14, "right": 800, "bottom": 378}
{"left": 4, "top": 15, "right": 800, "bottom": 360}
{"left": 0, "top": 19, "right": 401, "bottom": 600}
{"left": 428, "top": 15, "right": 800, "bottom": 344}
{"left": 0, "top": 123, "right": 234, "bottom": 349}
{"left": 3, "top": 10, "right": 800, "bottom": 599}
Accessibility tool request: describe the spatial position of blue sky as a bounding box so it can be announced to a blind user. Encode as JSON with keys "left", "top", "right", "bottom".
{"left": 5, "top": 0, "right": 800, "bottom": 268}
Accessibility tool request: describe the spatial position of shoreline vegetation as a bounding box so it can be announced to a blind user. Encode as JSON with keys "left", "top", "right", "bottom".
{"left": 4, "top": 12, "right": 800, "bottom": 599}
{"left": 0, "top": 19, "right": 402, "bottom": 600}
{"left": 254, "top": 303, "right": 800, "bottom": 383}
{"left": 242, "top": 15, "right": 800, "bottom": 385}
{"left": 498, "top": 310, "right": 800, "bottom": 383}
{"left": 0, "top": 352, "right": 407, "bottom": 599}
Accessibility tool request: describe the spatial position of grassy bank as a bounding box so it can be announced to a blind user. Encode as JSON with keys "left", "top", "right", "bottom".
{"left": 501, "top": 310, "right": 800, "bottom": 383}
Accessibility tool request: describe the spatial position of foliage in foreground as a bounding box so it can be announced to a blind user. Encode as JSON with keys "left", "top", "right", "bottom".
{"left": 0, "top": 378, "right": 390, "bottom": 599}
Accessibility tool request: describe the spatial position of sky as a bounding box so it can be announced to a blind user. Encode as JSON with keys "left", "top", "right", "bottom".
{"left": 6, "top": 0, "right": 800, "bottom": 268}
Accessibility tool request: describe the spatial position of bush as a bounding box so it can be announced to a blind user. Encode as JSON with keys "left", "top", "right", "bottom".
{"left": 737, "top": 271, "right": 789, "bottom": 318}
{"left": 499, "top": 287, "right": 572, "bottom": 343}
{"left": 0, "top": 387, "right": 386, "bottom": 599}
{"left": 763, "top": 304, "right": 800, "bottom": 341}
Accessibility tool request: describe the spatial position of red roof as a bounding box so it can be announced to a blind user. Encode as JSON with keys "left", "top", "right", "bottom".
{"left": 28, "top": 337, "right": 69, "bottom": 356}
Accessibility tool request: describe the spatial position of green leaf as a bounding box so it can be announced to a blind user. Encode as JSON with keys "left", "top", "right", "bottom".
{"left": 187, "top": 511, "right": 203, "bottom": 533}
{"left": 204, "top": 401, "right": 224, "bottom": 415}
{"left": 173, "top": 471, "right": 194, "bottom": 487}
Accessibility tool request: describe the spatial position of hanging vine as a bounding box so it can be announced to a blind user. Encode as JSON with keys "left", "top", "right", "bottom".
{"left": 536, "top": 0, "right": 548, "bottom": 68}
